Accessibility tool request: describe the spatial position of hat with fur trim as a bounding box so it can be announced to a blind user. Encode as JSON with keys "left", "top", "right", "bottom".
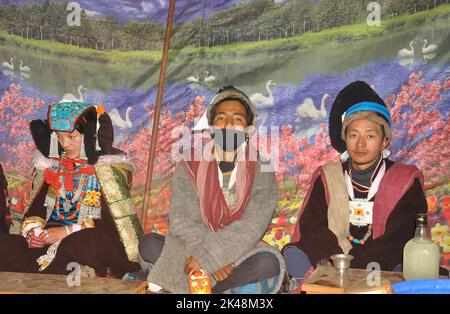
{"left": 206, "top": 86, "right": 256, "bottom": 127}
{"left": 329, "top": 81, "right": 392, "bottom": 153}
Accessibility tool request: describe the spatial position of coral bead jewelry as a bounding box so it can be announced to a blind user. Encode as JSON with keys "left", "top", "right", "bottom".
{"left": 347, "top": 225, "right": 372, "bottom": 245}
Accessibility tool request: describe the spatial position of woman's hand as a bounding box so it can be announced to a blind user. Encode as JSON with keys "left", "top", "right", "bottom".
{"left": 26, "top": 228, "right": 46, "bottom": 248}
{"left": 42, "top": 226, "right": 70, "bottom": 245}
{"left": 213, "top": 262, "right": 235, "bottom": 282}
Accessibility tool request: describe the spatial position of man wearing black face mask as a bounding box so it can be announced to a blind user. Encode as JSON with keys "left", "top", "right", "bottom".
{"left": 136, "top": 86, "right": 286, "bottom": 294}
{"left": 209, "top": 91, "right": 253, "bottom": 175}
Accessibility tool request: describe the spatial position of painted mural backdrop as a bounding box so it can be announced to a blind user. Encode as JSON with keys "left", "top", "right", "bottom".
{"left": 0, "top": 0, "right": 449, "bottom": 269}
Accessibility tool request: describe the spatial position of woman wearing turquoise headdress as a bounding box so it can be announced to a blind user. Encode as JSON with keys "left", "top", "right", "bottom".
{"left": 0, "top": 102, "right": 142, "bottom": 278}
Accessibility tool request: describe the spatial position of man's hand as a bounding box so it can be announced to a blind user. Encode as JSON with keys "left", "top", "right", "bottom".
{"left": 26, "top": 228, "right": 46, "bottom": 248}
{"left": 42, "top": 226, "right": 70, "bottom": 245}
{"left": 184, "top": 256, "right": 201, "bottom": 274}
{"left": 213, "top": 262, "right": 235, "bottom": 282}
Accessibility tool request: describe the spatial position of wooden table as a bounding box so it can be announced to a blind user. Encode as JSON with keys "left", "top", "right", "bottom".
{"left": 301, "top": 266, "right": 405, "bottom": 294}
{"left": 0, "top": 272, "right": 148, "bottom": 294}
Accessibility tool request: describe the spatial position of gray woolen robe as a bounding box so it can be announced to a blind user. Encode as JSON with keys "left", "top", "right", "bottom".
{"left": 146, "top": 159, "right": 286, "bottom": 293}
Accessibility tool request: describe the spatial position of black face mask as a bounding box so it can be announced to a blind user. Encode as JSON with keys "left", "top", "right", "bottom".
{"left": 212, "top": 128, "right": 246, "bottom": 152}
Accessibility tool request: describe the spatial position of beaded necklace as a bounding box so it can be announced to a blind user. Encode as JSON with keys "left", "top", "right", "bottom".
{"left": 53, "top": 173, "right": 89, "bottom": 221}
{"left": 47, "top": 157, "right": 100, "bottom": 224}
{"left": 348, "top": 225, "right": 372, "bottom": 245}
{"left": 345, "top": 158, "right": 383, "bottom": 245}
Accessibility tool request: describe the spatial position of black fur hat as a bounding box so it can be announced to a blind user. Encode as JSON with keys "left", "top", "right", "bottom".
{"left": 329, "top": 81, "right": 389, "bottom": 153}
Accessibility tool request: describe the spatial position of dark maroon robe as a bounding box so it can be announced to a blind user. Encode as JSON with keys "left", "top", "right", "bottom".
{"left": 286, "top": 160, "right": 428, "bottom": 271}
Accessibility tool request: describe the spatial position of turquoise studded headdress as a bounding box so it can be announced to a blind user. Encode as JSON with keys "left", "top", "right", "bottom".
{"left": 48, "top": 102, "right": 95, "bottom": 132}
{"left": 47, "top": 102, "right": 102, "bottom": 159}
{"left": 31, "top": 99, "right": 118, "bottom": 164}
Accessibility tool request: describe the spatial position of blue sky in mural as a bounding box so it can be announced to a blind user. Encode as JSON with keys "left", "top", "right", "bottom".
{"left": 0, "top": 0, "right": 321, "bottom": 24}
{"left": 1, "top": 0, "right": 261, "bottom": 24}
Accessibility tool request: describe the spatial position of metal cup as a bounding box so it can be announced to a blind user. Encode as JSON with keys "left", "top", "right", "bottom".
{"left": 330, "top": 254, "right": 354, "bottom": 273}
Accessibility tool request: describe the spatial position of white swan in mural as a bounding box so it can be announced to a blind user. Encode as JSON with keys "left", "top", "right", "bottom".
{"left": 422, "top": 39, "right": 438, "bottom": 55}
{"left": 187, "top": 73, "right": 200, "bottom": 83}
{"left": 204, "top": 71, "right": 216, "bottom": 83}
{"left": 187, "top": 73, "right": 202, "bottom": 93}
{"left": 61, "top": 85, "right": 88, "bottom": 102}
{"left": 1, "top": 58, "right": 14, "bottom": 71}
{"left": 19, "top": 60, "right": 31, "bottom": 72}
{"left": 250, "top": 80, "right": 276, "bottom": 110}
{"left": 109, "top": 106, "right": 133, "bottom": 129}
{"left": 296, "top": 94, "right": 330, "bottom": 120}
{"left": 398, "top": 41, "right": 415, "bottom": 58}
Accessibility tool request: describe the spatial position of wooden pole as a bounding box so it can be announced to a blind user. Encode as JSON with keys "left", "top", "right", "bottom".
{"left": 140, "top": 0, "right": 176, "bottom": 229}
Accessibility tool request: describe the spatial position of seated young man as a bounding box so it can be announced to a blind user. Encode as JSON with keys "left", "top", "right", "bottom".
{"left": 138, "top": 86, "right": 286, "bottom": 294}
{"left": 283, "top": 81, "right": 433, "bottom": 280}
